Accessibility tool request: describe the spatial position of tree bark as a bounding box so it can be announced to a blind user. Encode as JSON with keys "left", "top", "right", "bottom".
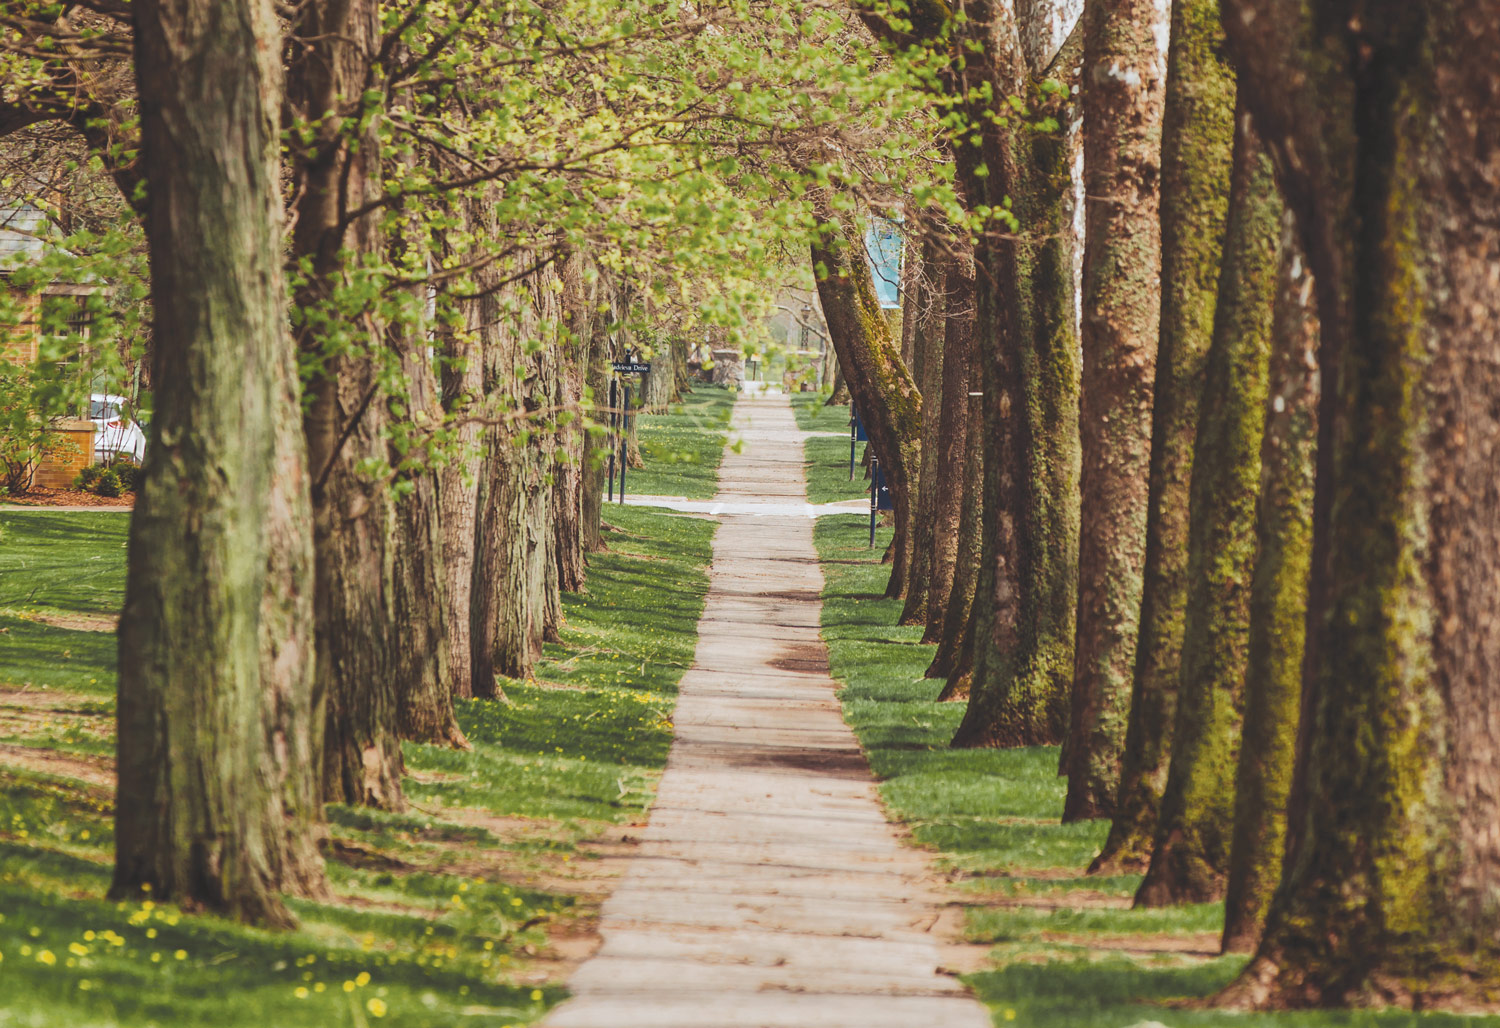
{"left": 921, "top": 258, "right": 976, "bottom": 643}
{"left": 899, "top": 238, "right": 947, "bottom": 624}
{"left": 951, "top": 15, "right": 1083, "bottom": 750}
{"left": 554, "top": 251, "right": 593, "bottom": 594}
{"left": 826, "top": 348, "right": 850, "bottom": 406}
{"left": 808, "top": 196, "right": 921, "bottom": 568}
{"left": 930, "top": 335, "right": 983, "bottom": 689}
{"left": 580, "top": 280, "right": 616, "bottom": 555}
{"left": 472, "top": 268, "right": 560, "bottom": 692}
{"left": 1061, "top": 0, "right": 1167, "bottom": 821}
{"left": 1135, "top": 100, "right": 1280, "bottom": 908}
{"left": 115, "top": 0, "right": 324, "bottom": 925}
{"left": 1220, "top": 211, "right": 1317, "bottom": 954}
{"left": 437, "top": 204, "right": 489, "bottom": 699}
{"left": 1091, "top": 0, "right": 1235, "bottom": 873}
{"left": 388, "top": 315, "right": 464, "bottom": 748}
{"left": 1218, "top": 1, "right": 1500, "bottom": 1007}
{"left": 288, "top": 0, "right": 403, "bottom": 811}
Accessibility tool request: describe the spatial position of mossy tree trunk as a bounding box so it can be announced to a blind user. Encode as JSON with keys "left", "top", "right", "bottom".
{"left": 929, "top": 323, "right": 982, "bottom": 692}
{"left": 288, "top": 0, "right": 403, "bottom": 810}
{"left": 899, "top": 237, "right": 947, "bottom": 625}
{"left": 1219, "top": 0, "right": 1500, "bottom": 1007}
{"left": 1135, "top": 100, "right": 1280, "bottom": 908}
{"left": 950, "top": 16, "right": 1084, "bottom": 750}
{"left": 921, "top": 256, "right": 976, "bottom": 645}
{"left": 808, "top": 195, "right": 921, "bottom": 564}
{"left": 1220, "top": 211, "right": 1317, "bottom": 954}
{"left": 1092, "top": 0, "right": 1235, "bottom": 873}
{"left": 115, "top": 0, "right": 325, "bottom": 925}
{"left": 1061, "top": 0, "right": 1167, "bottom": 821}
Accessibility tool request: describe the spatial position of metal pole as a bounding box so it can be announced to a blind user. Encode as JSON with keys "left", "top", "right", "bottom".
{"left": 869, "top": 456, "right": 878, "bottom": 548}
{"left": 849, "top": 406, "right": 857, "bottom": 481}
{"left": 619, "top": 383, "right": 631, "bottom": 503}
{"left": 607, "top": 377, "right": 617, "bottom": 501}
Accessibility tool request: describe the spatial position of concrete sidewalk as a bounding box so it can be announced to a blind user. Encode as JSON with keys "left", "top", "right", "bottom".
{"left": 543, "top": 392, "right": 990, "bottom": 1028}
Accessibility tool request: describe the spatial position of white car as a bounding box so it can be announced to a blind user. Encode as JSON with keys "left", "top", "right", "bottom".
{"left": 89, "top": 393, "right": 147, "bottom": 463}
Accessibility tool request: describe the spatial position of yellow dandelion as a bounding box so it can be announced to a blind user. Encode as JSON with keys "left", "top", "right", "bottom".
{"left": 342, "top": 980, "right": 355, "bottom": 993}
{"left": 173, "top": 949, "right": 187, "bottom": 961}
{"left": 294, "top": 987, "right": 309, "bottom": 999}
{"left": 68, "top": 942, "right": 88, "bottom": 956}
{"left": 36, "top": 950, "right": 55, "bottom": 966}
{"left": 355, "top": 971, "right": 371, "bottom": 987}
{"left": 366, "top": 998, "right": 387, "bottom": 1018}
{"left": 530, "top": 989, "right": 543, "bottom": 1002}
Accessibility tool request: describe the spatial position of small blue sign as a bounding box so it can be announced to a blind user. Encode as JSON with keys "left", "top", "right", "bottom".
{"left": 864, "top": 218, "right": 903, "bottom": 309}
{"left": 852, "top": 410, "right": 869, "bottom": 442}
{"left": 874, "top": 462, "right": 894, "bottom": 512}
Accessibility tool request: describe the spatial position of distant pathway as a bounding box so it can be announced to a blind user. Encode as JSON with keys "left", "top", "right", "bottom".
{"left": 544, "top": 392, "right": 989, "bottom": 1028}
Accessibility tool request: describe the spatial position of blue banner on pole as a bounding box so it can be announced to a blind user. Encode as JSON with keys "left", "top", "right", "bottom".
{"left": 863, "top": 218, "right": 903, "bottom": 309}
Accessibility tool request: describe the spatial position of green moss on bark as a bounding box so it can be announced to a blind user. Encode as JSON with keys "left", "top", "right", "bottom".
{"left": 1092, "top": 0, "right": 1235, "bottom": 873}
{"left": 1135, "top": 101, "right": 1280, "bottom": 908}
{"left": 1220, "top": 211, "right": 1317, "bottom": 953}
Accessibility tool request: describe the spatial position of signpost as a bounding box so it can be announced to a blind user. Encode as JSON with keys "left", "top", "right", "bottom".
{"left": 609, "top": 359, "right": 649, "bottom": 504}
{"left": 867, "top": 456, "right": 892, "bottom": 547}
{"left": 849, "top": 406, "right": 868, "bottom": 480}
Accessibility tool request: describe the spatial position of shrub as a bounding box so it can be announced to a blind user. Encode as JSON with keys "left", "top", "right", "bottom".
{"left": 73, "top": 464, "right": 104, "bottom": 491}
{"left": 106, "top": 457, "right": 138, "bottom": 492}
{"left": 93, "top": 468, "right": 122, "bottom": 498}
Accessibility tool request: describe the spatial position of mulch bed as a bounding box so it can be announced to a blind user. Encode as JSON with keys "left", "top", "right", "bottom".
{"left": 0, "top": 487, "right": 134, "bottom": 508}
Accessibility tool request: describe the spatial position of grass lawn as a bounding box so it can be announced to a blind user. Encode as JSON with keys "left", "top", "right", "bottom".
{"left": 789, "top": 392, "right": 869, "bottom": 506}
{"left": 622, "top": 385, "right": 735, "bottom": 500}
{"left": 0, "top": 503, "right": 715, "bottom": 1028}
{"left": 813, "top": 512, "right": 1499, "bottom": 1028}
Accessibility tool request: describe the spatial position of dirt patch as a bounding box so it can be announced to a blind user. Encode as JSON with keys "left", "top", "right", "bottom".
{"left": 25, "top": 612, "right": 118, "bottom": 633}
{"left": 760, "top": 589, "right": 823, "bottom": 604}
{"left": 1040, "top": 930, "right": 1222, "bottom": 960}
{"left": 769, "top": 641, "right": 830, "bottom": 675}
{"left": 729, "top": 741, "right": 872, "bottom": 780}
{"left": 0, "top": 688, "right": 97, "bottom": 710}
{"left": 0, "top": 742, "right": 116, "bottom": 791}
{"left": 960, "top": 889, "right": 1132, "bottom": 911}
{"left": 1, "top": 488, "right": 134, "bottom": 508}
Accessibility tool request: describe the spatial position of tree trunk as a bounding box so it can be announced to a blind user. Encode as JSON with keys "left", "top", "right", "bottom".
{"left": 388, "top": 318, "right": 464, "bottom": 748}
{"left": 826, "top": 349, "right": 850, "bottom": 406}
{"left": 808, "top": 197, "right": 921, "bottom": 568}
{"left": 951, "top": 18, "right": 1083, "bottom": 750}
{"left": 580, "top": 282, "right": 614, "bottom": 555}
{"left": 1220, "top": 211, "right": 1317, "bottom": 954}
{"left": 437, "top": 205, "right": 489, "bottom": 699}
{"left": 930, "top": 338, "right": 983, "bottom": 689}
{"left": 1061, "top": 0, "right": 1167, "bottom": 821}
{"left": 115, "top": 0, "right": 324, "bottom": 925}
{"left": 289, "top": 0, "right": 403, "bottom": 811}
{"left": 554, "top": 251, "right": 593, "bottom": 594}
{"left": 899, "top": 239, "right": 947, "bottom": 625}
{"left": 1218, "top": 1, "right": 1500, "bottom": 1007}
{"left": 1135, "top": 100, "right": 1280, "bottom": 908}
{"left": 921, "top": 258, "right": 976, "bottom": 643}
{"left": 1091, "top": 0, "right": 1235, "bottom": 874}
{"left": 471, "top": 270, "right": 559, "bottom": 692}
